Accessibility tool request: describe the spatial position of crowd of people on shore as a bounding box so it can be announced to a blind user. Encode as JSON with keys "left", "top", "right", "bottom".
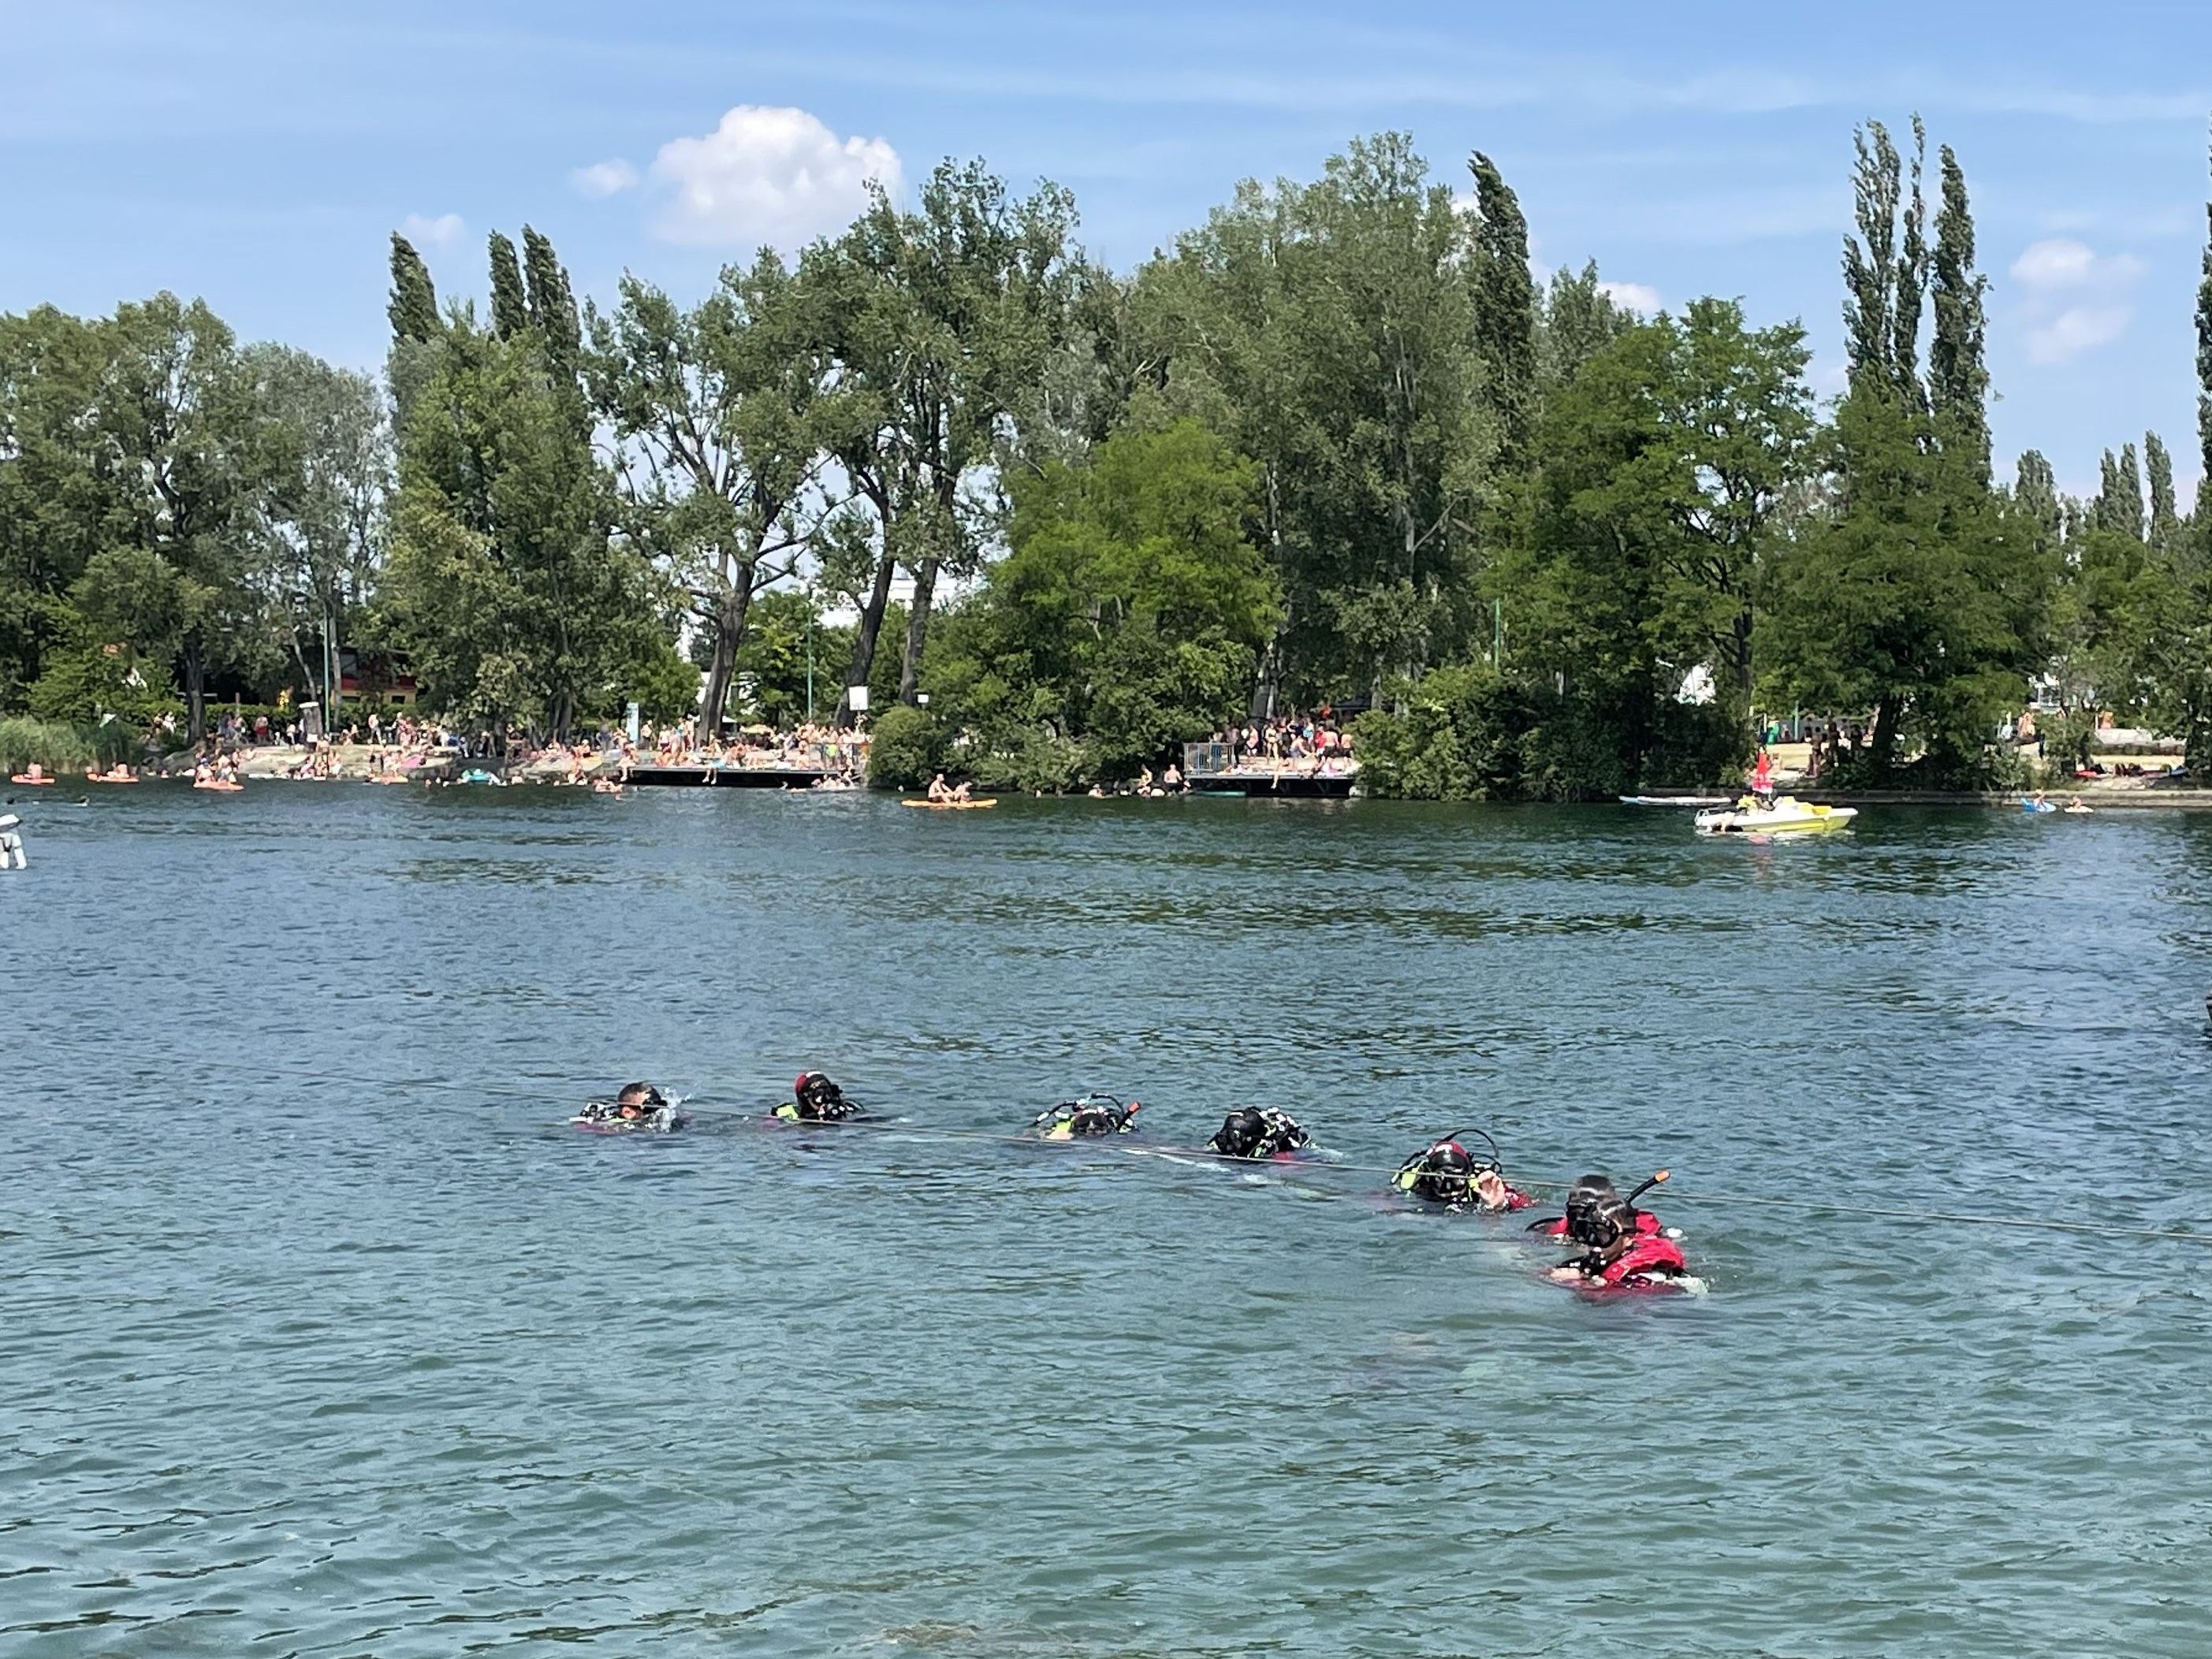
{"left": 636, "top": 720, "right": 869, "bottom": 779}
{"left": 1207, "top": 714, "right": 1357, "bottom": 776}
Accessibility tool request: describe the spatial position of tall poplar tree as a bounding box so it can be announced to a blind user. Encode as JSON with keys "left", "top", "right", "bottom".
{"left": 1930, "top": 142, "right": 1990, "bottom": 481}
{"left": 2144, "top": 432, "right": 2180, "bottom": 553}
{"left": 386, "top": 234, "right": 441, "bottom": 436}
{"left": 487, "top": 233, "right": 528, "bottom": 341}
{"left": 1766, "top": 120, "right": 2046, "bottom": 781}
{"left": 1469, "top": 151, "right": 1536, "bottom": 462}
{"left": 1841, "top": 122, "right": 1902, "bottom": 389}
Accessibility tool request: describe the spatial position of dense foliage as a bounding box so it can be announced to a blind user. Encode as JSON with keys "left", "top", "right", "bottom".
{"left": 3, "top": 121, "right": 2210, "bottom": 783}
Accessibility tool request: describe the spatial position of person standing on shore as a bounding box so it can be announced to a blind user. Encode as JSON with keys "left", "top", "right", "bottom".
{"left": 1751, "top": 746, "right": 1774, "bottom": 802}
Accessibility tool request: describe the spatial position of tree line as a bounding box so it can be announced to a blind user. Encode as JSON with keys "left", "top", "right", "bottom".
{"left": 3, "top": 122, "right": 2208, "bottom": 790}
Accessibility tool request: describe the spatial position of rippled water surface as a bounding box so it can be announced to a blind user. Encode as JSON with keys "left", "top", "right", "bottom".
{"left": 8, "top": 785, "right": 2212, "bottom": 1657}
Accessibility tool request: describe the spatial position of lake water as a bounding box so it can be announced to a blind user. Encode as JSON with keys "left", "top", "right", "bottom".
{"left": 6, "top": 785, "right": 2212, "bottom": 1657}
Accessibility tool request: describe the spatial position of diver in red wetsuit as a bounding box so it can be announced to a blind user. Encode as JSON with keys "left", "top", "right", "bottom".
{"left": 1525, "top": 1173, "right": 1663, "bottom": 1241}
{"left": 1547, "top": 1174, "right": 1689, "bottom": 1289}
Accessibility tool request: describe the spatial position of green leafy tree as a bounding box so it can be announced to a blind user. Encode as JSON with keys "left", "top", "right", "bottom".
{"left": 729, "top": 586, "right": 847, "bottom": 726}
{"left": 97, "top": 293, "right": 281, "bottom": 742}
{"left": 802, "top": 161, "right": 1079, "bottom": 712}
{"left": 1766, "top": 121, "right": 2047, "bottom": 783}
{"left": 1134, "top": 134, "right": 1495, "bottom": 703}
{"left": 927, "top": 419, "right": 1279, "bottom": 781}
{"left": 383, "top": 236, "right": 660, "bottom": 740}
{"left": 0, "top": 305, "right": 125, "bottom": 701}
{"left": 586, "top": 253, "right": 841, "bottom": 729}
{"left": 1529, "top": 299, "right": 1811, "bottom": 713}
{"left": 248, "top": 345, "right": 389, "bottom": 712}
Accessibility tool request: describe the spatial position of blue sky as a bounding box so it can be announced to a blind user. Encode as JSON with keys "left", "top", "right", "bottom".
{"left": 4, "top": 0, "right": 2210, "bottom": 495}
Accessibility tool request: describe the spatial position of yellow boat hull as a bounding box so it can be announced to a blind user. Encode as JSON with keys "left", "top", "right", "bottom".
{"left": 1694, "top": 796, "right": 1857, "bottom": 835}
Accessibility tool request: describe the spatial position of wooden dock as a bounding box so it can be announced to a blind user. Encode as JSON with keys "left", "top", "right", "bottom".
{"left": 1185, "top": 770, "right": 1357, "bottom": 798}
{"left": 622, "top": 764, "right": 832, "bottom": 789}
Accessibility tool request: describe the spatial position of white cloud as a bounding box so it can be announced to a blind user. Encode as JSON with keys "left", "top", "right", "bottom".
{"left": 400, "top": 212, "right": 464, "bottom": 248}
{"left": 650, "top": 105, "right": 901, "bottom": 247}
{"left": 572, "top": 158, "right": 639, "bottom": 199}
{"left": 1599, "top": 280, "right": 1662, "bottom": 316}
{"left": 2027, "top": 306, "right": 2132, "bottom": 366}
{"left": 2007, "top": 238, "right": 2146, "bottom": 365}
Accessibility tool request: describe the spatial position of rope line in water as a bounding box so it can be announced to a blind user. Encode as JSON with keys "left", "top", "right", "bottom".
{"left": 79, "top": 1066, "right": 2212, "bottom": 1248}
{"left": 660, "top": 1106, "right": 2212, "bottom": 1248}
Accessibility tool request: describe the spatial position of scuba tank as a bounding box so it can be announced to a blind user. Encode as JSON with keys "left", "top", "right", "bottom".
{"left": 1031, "top": 1094, "right": 1140, "bottom": 1140}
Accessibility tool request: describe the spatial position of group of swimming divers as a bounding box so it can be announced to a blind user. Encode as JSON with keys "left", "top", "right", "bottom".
{"left": 575, "top": 1073, "right": 1696, "bottom": 1295}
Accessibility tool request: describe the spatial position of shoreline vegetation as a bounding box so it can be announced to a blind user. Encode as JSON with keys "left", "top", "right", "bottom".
{"left": 4, "top": 124, "right": 2209, "bottom": 802}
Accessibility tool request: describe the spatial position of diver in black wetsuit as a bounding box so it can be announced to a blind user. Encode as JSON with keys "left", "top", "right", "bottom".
{"left": 776, "top": 1072, "right": 865, "bottom": 1122}
{"left": 1030, "top": 1094, "right": 1140, "bottom": 1138}
{"left": 1206, "top": 1107, "right": 1310, "bottom": 1159}
{"left": 575, "top": 1082, "right": 681, "bottom": 1129}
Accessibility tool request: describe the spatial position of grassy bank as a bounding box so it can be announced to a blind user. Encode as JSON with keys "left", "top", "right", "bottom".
{"left": 0, "top": 717, "right": 136, "bottom": 776}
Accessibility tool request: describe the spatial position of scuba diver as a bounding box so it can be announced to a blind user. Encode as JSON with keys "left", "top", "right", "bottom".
{"left": 1391, "top": 1129, "right": 1529, "bottom": 1212}
{"left": 574, "top": 1081, "right": 686, "bottom": 1133}
{"left": 1525, "top": 1172, "right": 1664, "bottom": 1241}
{"left": 774, "top": 1072, "right": 866, "bottom": 1122}
{"left": 1543, "top": 1171, "right": 1692, "bottom": 1292}
{"left": 1030, "top": 1093, "right": 1141, "bottom": 1140}
{"left": 1205, "top": 1107, "right": 1311, "bottom": 1161}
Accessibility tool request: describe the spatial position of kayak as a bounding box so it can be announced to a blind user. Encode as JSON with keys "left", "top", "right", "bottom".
{"left": 1694, "top": 794, "right": 1856, "bottom": 835}
{"left": 901, "top": 798, "right": 997, "bottom": 810}
{"left": 192, "top": 779, "right": 245, "bottom": 793}
{"left": 1619, "top": 794, "right": 1731, "bottom": 807}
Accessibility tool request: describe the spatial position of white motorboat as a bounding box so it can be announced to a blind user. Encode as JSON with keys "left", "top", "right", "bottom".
{"left": 1693, "top": 794, "right": 1858, "bottom": 836}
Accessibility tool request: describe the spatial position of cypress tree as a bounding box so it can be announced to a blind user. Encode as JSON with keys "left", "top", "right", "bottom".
{"left": 1468, "top": 151, "right": 1536, "bottom": 460}
{"left": 2145, "top": 432, "right": 2180, "bottom": 552}
{"left": 1842, "top": 122, "right": 1901, "bottom": 390}
{"left": 1929, "top": 142, "right": 1990, "bottom": 480}
{"left": 488, "top": 232, "right": 528, "bottom": 340}
{"left": 387, "top": 234, "right": 439, "bottom": 344}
